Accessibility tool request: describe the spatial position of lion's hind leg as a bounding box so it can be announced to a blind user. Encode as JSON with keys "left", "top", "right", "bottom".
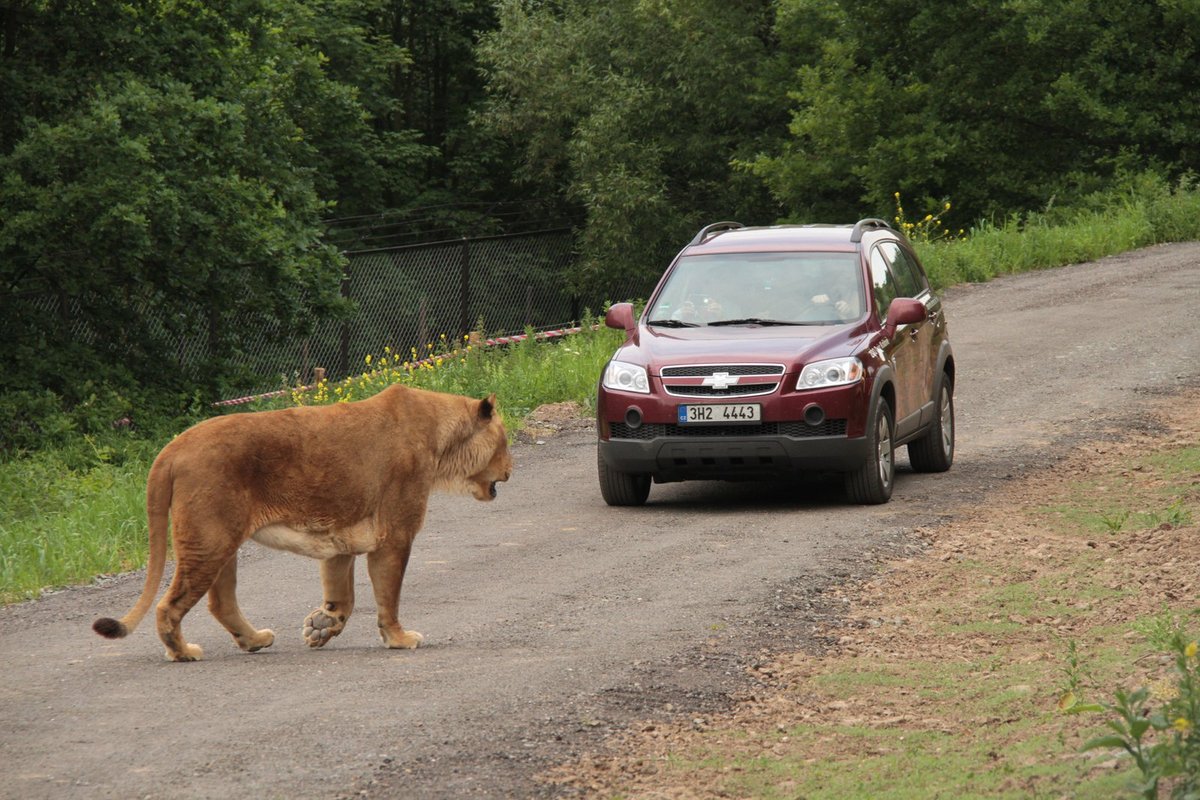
{"left": 155, "top": 512, "right": 247, "bottom": 662}
{"left": 155, "top": 565, "right": 212, "bottom": 662}
{"left": 304, "top": 554, "right": 356, "bottom": 648}
{"left": 208, "top": 555, "right": 275, "bottom": 653}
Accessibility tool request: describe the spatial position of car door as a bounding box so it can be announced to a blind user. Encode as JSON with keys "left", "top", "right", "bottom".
{"left": 882, "top": 242, "right": 940, "bottom": 426}
{"left": 868, "top": 244, "right": 923, "bottom": 435}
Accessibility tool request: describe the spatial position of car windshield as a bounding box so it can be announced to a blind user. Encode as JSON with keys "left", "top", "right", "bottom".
{"left": 647, "top": 252, "right": 866, "bottom": 326}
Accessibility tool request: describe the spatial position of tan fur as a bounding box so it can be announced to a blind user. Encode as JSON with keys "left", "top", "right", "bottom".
{"left": 92, "top": 385, "right": 512, "bottom": 661}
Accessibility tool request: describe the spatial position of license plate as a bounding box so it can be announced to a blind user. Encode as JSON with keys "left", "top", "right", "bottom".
{"left": 677, "top": 404, "right": 762, "bottom": 424}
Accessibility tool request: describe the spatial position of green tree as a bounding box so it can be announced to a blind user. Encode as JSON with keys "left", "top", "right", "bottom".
{"left": 0, "top": 0, "right": 423, "bottom": 402}
{"left": 478, "top": 0, "right": 784, "bottom": 296}
{"left": 388, "top": 0, "right": 505, "bottom": 196}
{"left": 749, "top": 0, "right": 1200, "bottom": 223}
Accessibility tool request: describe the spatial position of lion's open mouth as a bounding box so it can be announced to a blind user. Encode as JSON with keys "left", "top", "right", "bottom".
{"left": 489, "top": 481, "right": 498, "bottom": 498}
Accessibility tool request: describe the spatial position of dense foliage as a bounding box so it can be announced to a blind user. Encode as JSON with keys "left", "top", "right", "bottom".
{"left": 0, "top": 0, "right": 397, "bottom": 403}
{"left": 3, "top": 0, "right": 1198, "bottom": 450}
{"left": 750, "top": 0, "right": 1200, "bottom": 222}
{"left": 477, "top": 0, "right": 784, "bottom": 296}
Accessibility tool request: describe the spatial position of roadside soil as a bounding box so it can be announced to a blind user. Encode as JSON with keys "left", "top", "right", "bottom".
{"left": 543, "top": 392, "right": 1200, "bottom": 798}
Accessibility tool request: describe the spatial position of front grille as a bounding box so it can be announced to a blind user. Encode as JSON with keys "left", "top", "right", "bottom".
{"left": 610, "top": 419, "right": 847, "bottom": 440}
{"left": 669, "top": 383, "right": 777, "bottom": 398}
{"left": 661, "top": 363, "right": 786, "bottom": 398}
{"left": 661, "top": 364, "right": 784, "bottom": 378}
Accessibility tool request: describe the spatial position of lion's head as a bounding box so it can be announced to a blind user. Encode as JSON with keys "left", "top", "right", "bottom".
{"left": 458, "top": 394, "right": 513, "bottom": 501}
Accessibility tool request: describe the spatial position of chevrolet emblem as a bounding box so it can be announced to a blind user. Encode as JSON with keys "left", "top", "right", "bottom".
{"left": 701, "top": 371, "right": 740, "bottom": 391}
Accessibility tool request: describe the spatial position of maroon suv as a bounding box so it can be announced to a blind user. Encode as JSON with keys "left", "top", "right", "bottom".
{"left": 596, "top": 219, "right": 955, "bottom": 505}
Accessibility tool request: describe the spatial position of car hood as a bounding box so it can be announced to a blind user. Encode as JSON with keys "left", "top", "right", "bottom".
{"left": 619, "top": 323, "right": 867, "bottom": 375}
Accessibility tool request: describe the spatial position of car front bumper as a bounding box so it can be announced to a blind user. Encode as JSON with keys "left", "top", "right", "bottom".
{"left": 598, "top": 430, "right": 870, "bottom": 482}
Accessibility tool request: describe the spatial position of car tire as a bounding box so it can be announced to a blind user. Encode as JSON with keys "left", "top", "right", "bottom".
{"left": 908, "top": 373, "right": 954, "bottom": 473}
{"left": 597, "top": 448, "right": 651, "bottom": 506}
{"left": 844, "top": 397, "right": 894, "bottom": 505}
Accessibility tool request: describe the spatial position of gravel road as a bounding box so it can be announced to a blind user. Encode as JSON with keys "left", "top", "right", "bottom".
{"left": 2, "top": 243, "right": 1199, "bottom": 800}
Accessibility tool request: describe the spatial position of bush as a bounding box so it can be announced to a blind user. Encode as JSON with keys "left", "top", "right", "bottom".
{"left": 0, "top": 385, "right": 200, "bottom": 468}
{"left": 0, "top": 390, "right": 78, "bottom": 457}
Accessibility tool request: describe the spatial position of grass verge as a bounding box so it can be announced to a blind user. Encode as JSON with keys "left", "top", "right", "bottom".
{"left": 914, "top": 172, "right": 1200, "bottom": 290}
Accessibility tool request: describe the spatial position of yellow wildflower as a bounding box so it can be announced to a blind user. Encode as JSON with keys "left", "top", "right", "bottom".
{"left": 1149, "top": 678, "right": 1179, "bottom": 702}
{"left": 1186, "top": 641, "right": 1198, "bottom": 659}
{"left": 1175, "top": 717, "right": 1193, "bottom": 734}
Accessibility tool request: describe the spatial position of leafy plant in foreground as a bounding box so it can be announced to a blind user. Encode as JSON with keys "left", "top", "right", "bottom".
{"left": 1073, "top": 632, "right": 1200, "bottom": 798}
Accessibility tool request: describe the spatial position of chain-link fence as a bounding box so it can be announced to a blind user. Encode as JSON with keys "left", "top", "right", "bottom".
{"left": 301, "top": 228, "right": 587, "bottom": 386}
{"left": 13, "top": 227, "right": 657, "bottom": 399}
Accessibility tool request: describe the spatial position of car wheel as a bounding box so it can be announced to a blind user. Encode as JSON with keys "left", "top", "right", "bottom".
{"left": 845, "top": 397, "right": 894, "bottom": 505}
{"left": 597, "top": 448, "right": 651, "bottom": 506}
{"left": 908, "top": 373, "right": 954, "bottom": 473}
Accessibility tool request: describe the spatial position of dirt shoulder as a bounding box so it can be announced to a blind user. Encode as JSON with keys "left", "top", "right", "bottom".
{"left": 543, "top": 391, "right": 1200, "bottom": 798}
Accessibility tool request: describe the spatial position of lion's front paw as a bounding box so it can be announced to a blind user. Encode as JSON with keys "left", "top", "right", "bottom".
{"left": 381, "top": 627, "right": 424, "bottom": 649}
{"left": 303, "top": 607, "right": 346, "bottom": 648}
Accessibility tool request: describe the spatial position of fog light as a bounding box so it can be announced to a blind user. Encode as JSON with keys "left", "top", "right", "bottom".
{"left": 625, "top": 407, "right": 643, "bottom": 429}
{"left": 803, "top": 404, "right": 826, "bottom": 426}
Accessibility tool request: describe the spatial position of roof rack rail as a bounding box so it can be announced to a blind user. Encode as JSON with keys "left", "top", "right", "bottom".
{"left": 689, "top": 221, "right": 743, "bottom": 246}
{"left": 850, "top": 218, "right": 894, "bottom": 243}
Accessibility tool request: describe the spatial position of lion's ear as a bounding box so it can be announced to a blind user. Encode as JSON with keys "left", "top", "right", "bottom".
{"left": 478, "top": 394, "right": 497, "bottom": 420}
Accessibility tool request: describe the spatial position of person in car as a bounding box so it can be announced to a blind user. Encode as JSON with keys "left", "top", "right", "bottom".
{"left": 804, "top": 264, "right": 863, "bottom": 321}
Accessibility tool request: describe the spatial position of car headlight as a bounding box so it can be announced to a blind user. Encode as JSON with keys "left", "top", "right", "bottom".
{"left": 797, "top": 357, "right": 863, "bottom": 390}
{"left": 602, "top": 360, "right": 650, "bottom": 394}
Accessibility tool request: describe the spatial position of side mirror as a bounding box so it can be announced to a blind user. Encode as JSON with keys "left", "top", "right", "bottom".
{"left": 604, "top": 302, "right": 637, "bottom": 334}
{"left": 883, "top": 297, "right": 927, "bottom": 339}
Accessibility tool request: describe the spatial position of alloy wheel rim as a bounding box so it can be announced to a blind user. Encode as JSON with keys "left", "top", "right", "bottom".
{"left": 940, "top": 388, "right": 954, "bottom": 458}
{"left": 877, "top": 413, "right": 893, "bottom": 487}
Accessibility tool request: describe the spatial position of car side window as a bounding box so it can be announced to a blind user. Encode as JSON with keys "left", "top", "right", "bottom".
{"left": 869, "top": 246, "right": 899, "bottom": 323}
{"left": 886, "top": 243, "right": 929, "bottom": 296}
{"left": 877, "top": 241, "right": 921, "bottom": 298}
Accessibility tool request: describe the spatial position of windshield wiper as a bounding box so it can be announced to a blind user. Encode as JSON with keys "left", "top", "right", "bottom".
{"left": 706, "top": 318, "right": 817, "bottom": 327}
{"left": 646, "top": 318, "right": 700, "bottom": 328}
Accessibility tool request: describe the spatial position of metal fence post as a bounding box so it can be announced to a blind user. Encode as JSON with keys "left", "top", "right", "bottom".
{"left": 418, "top": 297, "right": 428, "bottom": 352}
{"left": 459, "top": 237, "right": 470, "bottom": 339}
{"left": 339, "top": 262, "right": 351, "bottom": 377}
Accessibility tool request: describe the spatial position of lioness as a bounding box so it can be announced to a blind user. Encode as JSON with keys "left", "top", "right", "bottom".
{"left": 93, "top": 384, "right": 512, "bottom": 661}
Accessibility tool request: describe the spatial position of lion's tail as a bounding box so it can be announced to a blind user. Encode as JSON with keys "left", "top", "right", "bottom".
{"left": 92, "top": 451, "right": 173, "bottom": 640}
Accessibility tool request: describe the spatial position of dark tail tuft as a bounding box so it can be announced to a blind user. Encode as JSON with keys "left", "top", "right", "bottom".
{"left": 92, "top": 617, "right": 127, "bottom": 639}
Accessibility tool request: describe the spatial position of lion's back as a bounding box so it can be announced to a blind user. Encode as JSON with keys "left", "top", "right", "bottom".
{"left": 159, "top": 402, "right": 397, "bottom": 504}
